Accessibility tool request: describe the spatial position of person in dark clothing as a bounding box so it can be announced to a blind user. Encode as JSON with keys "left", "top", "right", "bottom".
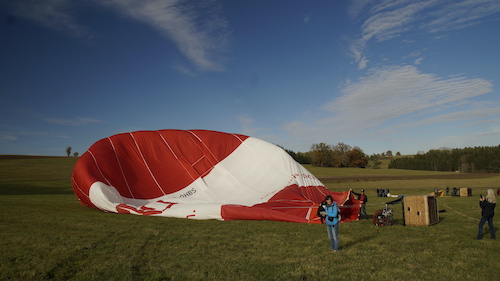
{"left": 477, "top": 189, "right": 496, "bottom": 240}
{"left": 352, "top": 189, "right": 368, "bottom": 219}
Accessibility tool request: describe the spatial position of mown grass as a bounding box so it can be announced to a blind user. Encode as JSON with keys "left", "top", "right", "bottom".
{"left": 1, "top": 156, "right": 499, "bottom": 280}
{"left": 305, "top": 164, "right": 500, "bottom": 194}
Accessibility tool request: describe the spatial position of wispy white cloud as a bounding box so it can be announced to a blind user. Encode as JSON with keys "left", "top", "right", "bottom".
{"left": 283, "top": 65, "right": 495, "bottom": 143}
{"left": 0, "top": 131, "right": 18, "bottom": 142}
{"left": 361, "top": 0, "right": 432, "bottom": 42}
{"left": 3, "top": 0, "right": 230, "bottom": 72}
{"left": 465, "top": 118, "right": 500, "bottom": 127}
{"left": 414, "top": 57, "right": 424, "bottom": 65}
{"left": 43, "top": 116, "right": 103, "bottom": 126}
{"left": 348, "top": 0, "right": 500, "bottom": 69}
{"left": 391, "top": 105, "right": 500, "bottom": 130}
{"left": 304, "top": 13, "right": 311, "bottom": 23}
{"left": 18, "top": 131, "right": 72, "bottom": 139}
{"left": 347, "top": 39, "right": 369, "bottom": 70}
{"left": 347, "top": 0, "right": 375, "bottom": 19}
{"left": 0, "top": 129, "right": 71, "bottom": 143}
{"left": 4, "top": 0, "right": 90, "bottom": 38}
{"left": 236, "top": 115, "right": 284, "bottom": 146}
{"left": 324, "top": 65, "right": 492, "bottom": 128}
{"left": 237, "top": 115, "right": 259, "bottom": 136}
{"left": 430, "top": 122, "right": 500, "bottom": 150}
{"left": 423, "top": 0, "right": 500, "bottom": 33}
{"left": 97, "top": 0, "right": 230, "bottom": 72}
{"left": 172, "top": 63, "right": 197, "bottom": 77}
{"left": 348, "top": 0, "right": 434, "bottom": 69}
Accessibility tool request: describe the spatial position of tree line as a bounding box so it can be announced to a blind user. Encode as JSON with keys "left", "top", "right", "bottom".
{"left": 284, "top": 142, "right": 369, "bottom": 168}
{"left": 388, "top": 145, "right": 500, "bottom": 173}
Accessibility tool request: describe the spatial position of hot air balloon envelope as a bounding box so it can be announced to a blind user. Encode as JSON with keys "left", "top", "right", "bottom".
{"left": 72, "top": 130, "right": 360, "bottom": 223}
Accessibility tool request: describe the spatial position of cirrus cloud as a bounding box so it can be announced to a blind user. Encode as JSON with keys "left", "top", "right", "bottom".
{"left": 348, "top": 0, "right": 500, "bottom": 69}
{"left": 3, "top": 0, "right": 230, "bottom": 72}
{"left": 43, "top": 116, "right": 103, "bottom": 126}
{"left": 283, "top": 65, "right": 496, "bottom": 143}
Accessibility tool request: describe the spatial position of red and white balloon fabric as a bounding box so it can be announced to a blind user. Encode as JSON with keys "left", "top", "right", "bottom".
{"left": 72, "top": 130, "right": 360, "bottom": 223}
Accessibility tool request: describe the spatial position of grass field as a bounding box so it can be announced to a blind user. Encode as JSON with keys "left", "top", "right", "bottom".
{"left": 1, "top": 156, "right": 499, "bottom": 280}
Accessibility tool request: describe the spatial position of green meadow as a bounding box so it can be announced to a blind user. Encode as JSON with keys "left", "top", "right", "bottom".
{"left": 1, "top": 156, "right": 499, "bottom": 281}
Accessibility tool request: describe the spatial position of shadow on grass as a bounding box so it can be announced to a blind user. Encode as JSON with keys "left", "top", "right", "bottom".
{"left": 342, "top": 233, "right": 378, "bottom": 249}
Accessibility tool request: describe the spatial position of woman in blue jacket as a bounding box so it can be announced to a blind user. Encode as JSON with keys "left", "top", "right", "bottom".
{"left": 324, "top": 195, "right": 341, "bottom": 252}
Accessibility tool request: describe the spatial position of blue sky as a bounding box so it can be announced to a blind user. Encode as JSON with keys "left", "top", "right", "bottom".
{"left": 1, "top": 0, "right": 499, "bottom": 156}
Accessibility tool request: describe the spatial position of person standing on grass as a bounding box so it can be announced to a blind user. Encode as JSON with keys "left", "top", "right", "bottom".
{"left": 352, "top": 189, "right": 368, "bottom": 219}
{"left": 324, "top": 195, "right": 341, "bottom": 252}
{"left": 477, "top": 189, "right": 496, "bottom": 240}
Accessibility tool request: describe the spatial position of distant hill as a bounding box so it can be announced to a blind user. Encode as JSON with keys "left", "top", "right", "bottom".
{"left": 377, "top": 155, "right": 414, "bottom": 169}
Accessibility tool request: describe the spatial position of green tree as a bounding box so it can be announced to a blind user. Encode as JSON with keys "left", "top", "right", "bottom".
{"left": 346, "top": 147, "right": 368, "bottom": 168}
{"left": 283, "top": 147, "right": 311, "bottom": 164}
{"left": 310, "top": 143, "right": 333, "bottom": 167}
{"left": 295, "top": 151, "right": 311, "bottom": 164}
{"left": 66, "top": 146, "right": 72, "bottom": 157}
{"left": 332, "top": 143, "right": 352, "bottom": 167}
{"left": 370, "top": 154, "right": 382, "bottom": 169}
{"left": 388, "top": 145, "right": 500, "bottom": 173}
